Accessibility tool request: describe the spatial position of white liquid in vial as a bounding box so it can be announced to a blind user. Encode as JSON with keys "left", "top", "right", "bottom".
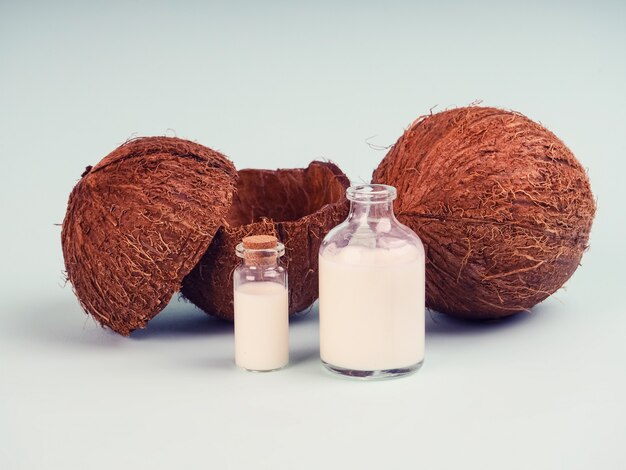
{"left": 234, "top": 281, "right": 289, "bottom": 371}
{"left": 319, "top": 243, "right": 425, "bottom": 372}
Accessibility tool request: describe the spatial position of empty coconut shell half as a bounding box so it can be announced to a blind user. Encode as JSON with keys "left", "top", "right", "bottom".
{"left": 181, "top": 161, "right": 350, "bottom": 320}
{"left": 61, "top": 137, "right": 238, "bottom": 335}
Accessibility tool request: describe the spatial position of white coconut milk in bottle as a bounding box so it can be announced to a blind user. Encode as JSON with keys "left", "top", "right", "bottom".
{"left": 233, "top": 235, "right": 289, "bottom": 372}
{"left": 319, "top": 184, "right": 425, "bottom": 379}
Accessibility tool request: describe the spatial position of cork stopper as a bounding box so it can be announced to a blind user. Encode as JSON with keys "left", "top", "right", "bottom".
{"left": 242, "top": 235, "right": 278, "bottom": 250}
{"left": 238, "top": 235, "right": 282, "bottom": 266}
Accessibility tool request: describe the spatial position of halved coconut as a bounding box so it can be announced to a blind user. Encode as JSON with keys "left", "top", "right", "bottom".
{"left": 61, "top": 137, "right": 238, "bottom": 335}
{"left": 181, "top": 161, "right": 350, "bottom": 320}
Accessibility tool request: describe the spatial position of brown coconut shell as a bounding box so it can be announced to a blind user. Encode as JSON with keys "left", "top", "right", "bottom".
{"left": 61, "top": 137, "right": 237, "bottom": 335}
{"left": 181, "top": 161, "right": 350, "bottom": 320}
{"left": 372, "top": 106, "right": 595, "bottom": 320}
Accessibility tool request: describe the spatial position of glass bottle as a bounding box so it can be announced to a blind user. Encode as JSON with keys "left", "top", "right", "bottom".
{"left": 319, "top": 184, "right": 425, "bottom": 379}
{"left": 233, "top": 235, "right": 289, "bottom": 372}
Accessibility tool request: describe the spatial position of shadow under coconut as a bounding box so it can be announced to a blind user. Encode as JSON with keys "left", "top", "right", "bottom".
{"left": 288, "top": 346, "right": 319, "bottom": 366}
{"left": 426, "top": 303, "right": 550, "bottom": 336}
{"left": 131, "top": 300, "right": 233, "bottom": 340}
{"left": 134, "top": 299, "right": 321, "bottom": 341}
{"left": 289, "top": 303, "right": 319, "bottom": 324}
{"left": 10, "top": 295, "right": 126, "bottom": 348}
{"left": 287, "top": 304, "right": 321, "bottom": 365}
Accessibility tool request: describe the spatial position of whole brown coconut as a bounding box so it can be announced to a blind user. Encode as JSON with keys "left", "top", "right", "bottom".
{"left": 182, "top": 161, "right": 350, "bottom": 320}
{"left": 62, "top": 137, "right": 237, "bottom": 335}
{"left": 372, "top": 106, "right": 595, "bottom": 320}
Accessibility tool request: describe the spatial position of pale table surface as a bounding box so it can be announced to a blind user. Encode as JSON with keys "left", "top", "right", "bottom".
{"left": 1, "top": 1, "right": 625, "bottom": 469}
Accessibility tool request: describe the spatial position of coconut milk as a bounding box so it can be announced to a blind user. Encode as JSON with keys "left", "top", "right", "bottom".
{"left": 319, "top": 243, "right": 424, "bottom": 372}
{"left": 234, "top": 281, "right": 289, "bottom": 371}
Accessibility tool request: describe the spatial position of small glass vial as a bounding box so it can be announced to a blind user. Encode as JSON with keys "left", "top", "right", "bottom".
{"left": 233, "top": 235, "right": 289, "bottom": 372}
{"left": 319, "top": 184, "right": 425, "bottom": 379}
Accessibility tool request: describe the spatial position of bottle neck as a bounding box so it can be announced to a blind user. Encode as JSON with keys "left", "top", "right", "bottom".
{"left": 345, "top": 184, "right": 397, "bottom": 223}
{"left": 243, "top": 256, "right": 278, "bottom": 267}
{"left": 236, "top": 238, "right": 285, "bottom": 267}
{"left": 348, "top": 200, "right": 396, "bottom": 222}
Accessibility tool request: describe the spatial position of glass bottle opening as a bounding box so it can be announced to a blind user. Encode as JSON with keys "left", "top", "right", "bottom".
{"left": 346, "top": 184, "right": 397, "bottom": 203}
{"left": 235, "top": 242, "right": 285, "bottom": 259}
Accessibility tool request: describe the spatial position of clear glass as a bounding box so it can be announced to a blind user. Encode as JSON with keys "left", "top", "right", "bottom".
{"left": 233, "top": 242, "right": 287, "bottom": 289}
{"left": 318, "top": 184, "right": 425, "bottom": 380}
{"left": 233, "top": 242, "right": 289, "bottom": 372}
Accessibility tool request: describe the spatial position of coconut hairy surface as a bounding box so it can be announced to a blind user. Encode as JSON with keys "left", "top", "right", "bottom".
{"left": 61, "top": 137, "right": 237, "bottom": 335}
{"left": 182, "top": 161, "right": 350, "bottom": 320}
{"left": 372, "top": 106, "right": 595, "bottom": 320}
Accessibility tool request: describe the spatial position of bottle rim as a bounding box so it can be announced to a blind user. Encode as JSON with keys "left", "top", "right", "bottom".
{"left": 346, "top": 184, "right": 397, "bottom": 202}
{"left": 235, "top": 242, "right": 285, "bottom": 259}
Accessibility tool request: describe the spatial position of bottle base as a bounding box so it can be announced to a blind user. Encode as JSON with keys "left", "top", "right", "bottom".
{"left": 321, "top": 359, "right": 423, "bottom": 380}
{"left": 238, "top": 362, "right": 288, "bottom": 373}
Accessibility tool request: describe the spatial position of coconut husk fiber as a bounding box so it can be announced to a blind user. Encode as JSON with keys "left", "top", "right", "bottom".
{"left": 182, "top": 161, "right": 350, "bottom": 320}
{"left": 61, "top": 137, "right": 237, "bottom": 335}
{"left": 372, "top": 106, "right": 595, "bottom": 320}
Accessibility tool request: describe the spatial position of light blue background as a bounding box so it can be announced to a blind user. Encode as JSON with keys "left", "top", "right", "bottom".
{"left": 1, "top": 1, "right": 624, "bottom": 469}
